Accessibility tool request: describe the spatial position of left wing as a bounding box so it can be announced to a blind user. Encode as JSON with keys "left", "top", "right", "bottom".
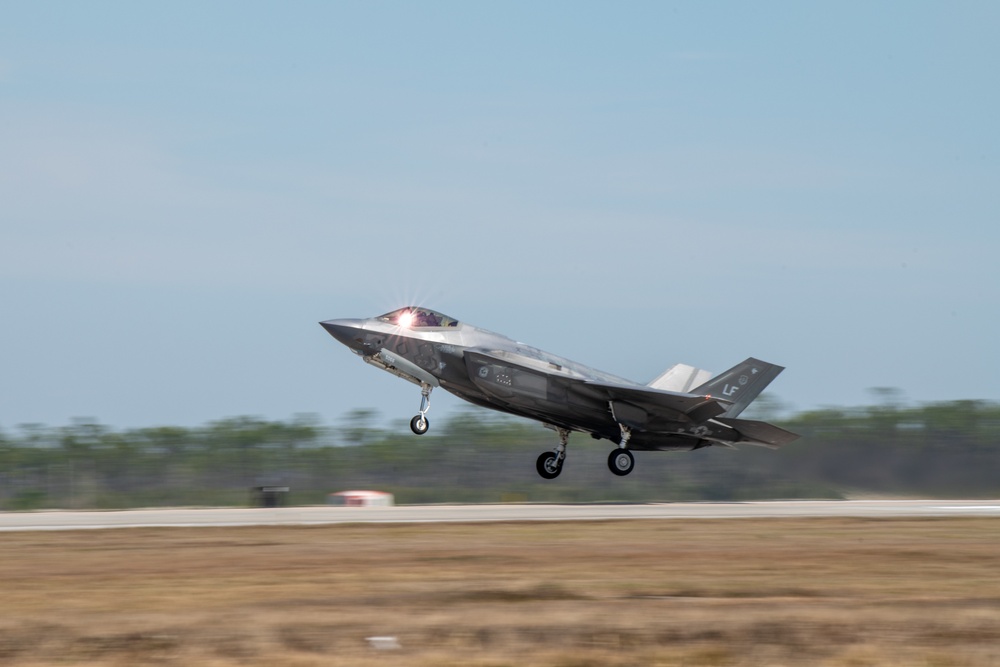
{"left": 575, "top": 380, "right": 733, "bottom": 427}
{"left": 463, "top": 349, "right": 732, "bottom": 429}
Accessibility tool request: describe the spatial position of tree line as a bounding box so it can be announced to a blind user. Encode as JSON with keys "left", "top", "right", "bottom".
{"left": 1, "top": 397, "right": 998, "bottom": 510}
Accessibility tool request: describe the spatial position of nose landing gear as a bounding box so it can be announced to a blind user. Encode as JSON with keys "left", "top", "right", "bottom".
{"left": 409, "top": 383, "right": 433, "bottom": 435}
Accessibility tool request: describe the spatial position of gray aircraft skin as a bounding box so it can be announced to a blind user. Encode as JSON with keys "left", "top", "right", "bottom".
{"left": 320, "top": 307, "right": 798, "bottom": 478}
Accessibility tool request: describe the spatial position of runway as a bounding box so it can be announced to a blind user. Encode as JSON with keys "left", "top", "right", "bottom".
{"left": 1, "top": 499, "right": 999, "bottom": 531}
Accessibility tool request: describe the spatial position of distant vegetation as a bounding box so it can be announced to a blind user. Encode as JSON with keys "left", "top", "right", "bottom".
{"left": 1, "top": 396, "right": 999, "bottom": 510}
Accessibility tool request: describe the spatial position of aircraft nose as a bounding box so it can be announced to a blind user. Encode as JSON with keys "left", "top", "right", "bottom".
{"left": 319, "top": 318, "right": 367, "bottom": 350}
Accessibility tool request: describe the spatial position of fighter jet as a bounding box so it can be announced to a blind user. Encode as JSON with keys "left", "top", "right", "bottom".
{"left": 320, "top": 307, "right": 798, "bottom": 478}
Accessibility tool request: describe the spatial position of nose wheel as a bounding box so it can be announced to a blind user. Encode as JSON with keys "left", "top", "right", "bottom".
{"left": 409, "top": 414, "right": 429, "bottom": 435}
{"left": 409, "top": 383, "right": 433, "bottom": 435}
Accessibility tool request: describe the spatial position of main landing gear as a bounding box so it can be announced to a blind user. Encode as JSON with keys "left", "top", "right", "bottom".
{"left": 536, "top": 427, "right": 570, "bottom": 479}
{"left": 536, "top": 424, "right": 637, "bottom": 478}
{"left": 607, "top": 424, "right": 635, "bottom": 476}
{"left": 409, "top": 383, "right": 433, "bottom": 435}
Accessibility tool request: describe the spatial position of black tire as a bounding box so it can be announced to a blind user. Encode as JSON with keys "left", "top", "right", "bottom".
{"left": 608, "top": 449, "right": 634, "bottom": 476}
{"left": 410, "top": 414, "right": 429, "bottom": 435}
{"left": 536, "top": 452, "right": 562, "bottom": 479}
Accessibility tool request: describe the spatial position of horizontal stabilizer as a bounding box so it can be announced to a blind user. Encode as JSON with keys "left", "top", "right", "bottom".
{"left": 647, "top": 363, "right": 713, "bottom": 393}
{"left": 714, "top": 417, "right": 800, "bottom": 448}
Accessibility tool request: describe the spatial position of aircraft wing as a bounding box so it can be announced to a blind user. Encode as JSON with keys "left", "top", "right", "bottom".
{"left": 465, "top": 349, "right": 734, "bottom": 429}
{"left": 577, "top": 380, "right": 734, "bottom": 426}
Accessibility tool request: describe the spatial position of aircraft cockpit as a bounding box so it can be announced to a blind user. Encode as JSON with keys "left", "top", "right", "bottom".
{"left": 377, "top": 307, "right": 459, "bottom": 329}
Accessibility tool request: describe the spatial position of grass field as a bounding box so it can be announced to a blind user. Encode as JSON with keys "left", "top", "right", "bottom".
{"left": 3, "top": 517, "right": 1000, "bottom": 666}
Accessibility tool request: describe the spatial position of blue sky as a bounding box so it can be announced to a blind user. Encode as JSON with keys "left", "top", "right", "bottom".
{"left": 2, "top": 2, "right": 998, "bottom": 430}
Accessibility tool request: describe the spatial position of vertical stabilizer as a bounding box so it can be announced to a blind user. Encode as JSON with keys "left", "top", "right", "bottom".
{"left": 691, "top": 358, "right": 784, "bottom": 417}
{"left": 647, "top": 364, "right": 713, "bottom": 393}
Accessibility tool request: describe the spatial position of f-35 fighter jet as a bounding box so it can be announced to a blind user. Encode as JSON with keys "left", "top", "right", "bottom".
{"left": 320, "top": 307, "right": 798, "bottom": 478}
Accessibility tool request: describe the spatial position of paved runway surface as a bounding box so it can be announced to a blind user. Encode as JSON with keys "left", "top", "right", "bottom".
{"left": 1, "top": 500, "right": 999, "bottom": 531}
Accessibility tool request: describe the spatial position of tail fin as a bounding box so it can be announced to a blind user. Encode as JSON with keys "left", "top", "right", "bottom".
{"left": 691, "top": 357, "right": 784, "bottom": 417}
{"left": 647, "top": 363, "right": 713, "bottom": 393}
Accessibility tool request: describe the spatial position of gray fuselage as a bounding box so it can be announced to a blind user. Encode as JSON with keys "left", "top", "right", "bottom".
{"left": 321, "top": 310, "right": 716, "bottom": 450}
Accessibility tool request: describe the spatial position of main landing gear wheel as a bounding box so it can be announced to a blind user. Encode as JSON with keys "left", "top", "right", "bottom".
{"left": 608, "top": 449, "right": 635, "bottom": 476}
{"left": 535, "top": 427, "right": 571, "bottom": 480}
{"left": 536, "top": 452, "right": 563, "bottom": 479}
{"left": 409, "top": 414, "right": 429, "bottom": 435}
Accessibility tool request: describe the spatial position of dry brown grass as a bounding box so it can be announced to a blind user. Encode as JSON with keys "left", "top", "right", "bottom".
{"left": 2, "top": 517, "right": 1000, "bottom": 665}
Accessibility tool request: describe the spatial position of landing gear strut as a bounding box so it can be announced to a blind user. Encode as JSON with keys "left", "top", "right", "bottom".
{"left": 608, "top": 424, "right": 635, "bottom": 476}
{"left": 536, "top": 427, "right": 570, "bottom": 479}
{"left": 409, "top": 383, "right": 432, "bottom": 435}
